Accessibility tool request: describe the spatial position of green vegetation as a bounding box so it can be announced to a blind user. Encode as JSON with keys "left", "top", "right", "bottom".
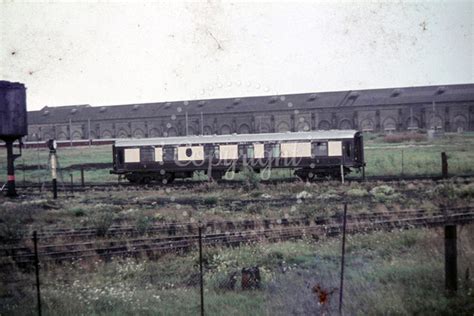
{"left": 2, "top": 226, "right": 472, "bottom": 315}
{"left": 1, "top": 133, "right": 474, "bottom": 183}
{"left": 364, "top": 132, "right": 474, "bottom": 176}
{"left": 2, "top": 179, "right": 473, "bottom": 230}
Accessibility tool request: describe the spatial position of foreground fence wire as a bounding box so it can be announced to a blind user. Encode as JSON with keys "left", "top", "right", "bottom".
{"left": 0, "top": 204, "right": 472, "bottom": 315}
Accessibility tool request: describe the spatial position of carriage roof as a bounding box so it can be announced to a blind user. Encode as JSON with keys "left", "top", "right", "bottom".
{"left": 114, "top": 130, "right": 359, "bottom": 147}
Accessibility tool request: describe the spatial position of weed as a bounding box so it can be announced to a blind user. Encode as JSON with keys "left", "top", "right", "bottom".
{"left": 346, "top": 188, "right": 369, "bottom": 198}
{"left": 203, "top": 196, "right": 218, "bottom": 206}
{"left": 0, "top": 203, "right": 35, "bottom": 242}
{"left": 370, "top": 185, "right": 399, "bottom": 203}
{"left": 135, "top": 215, "right": 153, "bottom": 235}
{"left": 90, "top": 212, "right": 115, "bottom": 236}
{"left": 458, "top": 183, "right": 474, "bottom": 199}
{"left": 241, "top": 166, "right": 260, "bottom": 191}
{"left": 71, "top": 207, "right": 86, "bottom": 217}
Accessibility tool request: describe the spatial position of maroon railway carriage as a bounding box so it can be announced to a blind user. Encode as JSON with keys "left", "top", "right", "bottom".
{"left": 111, "top": 130, "right": 365, "bottom": 183}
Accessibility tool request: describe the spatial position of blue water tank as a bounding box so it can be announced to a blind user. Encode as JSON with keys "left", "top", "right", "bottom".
{"left": 0, "top": 81, "right": 27, "bottom": 138}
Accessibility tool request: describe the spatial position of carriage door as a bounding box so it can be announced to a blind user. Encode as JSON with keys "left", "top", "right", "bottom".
{"left": 343, "top": 140, "right": 353, "bottom": 163}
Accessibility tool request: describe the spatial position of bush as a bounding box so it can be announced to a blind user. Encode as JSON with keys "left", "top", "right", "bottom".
{"left": 346, "top": 188, "right": 369, "bottom": 198}
{"left": 457, "top": 183, "right": 474, "bottom": 199}
{"left": 203, "top": 196, "right": 218, "bottom": 206}
{"left": 370, "top": 185, "right": 399, "bottom": 203}
{"left": 432, "top": 183, "right": 458, "bottom": 202}
{"left": 0, "top": 203, "right": 36, "bottom": 242}
{"left": 72, "top": 207, "right": 86, "bottom": 217}
{"left": 135, "top": 215, "right": 154, "bottom": 235}
{"left": 90, "top": 212, "right": 115, "bottom": 236}
{"left": 241, "top": 166, "right": 260, "bottom": 192}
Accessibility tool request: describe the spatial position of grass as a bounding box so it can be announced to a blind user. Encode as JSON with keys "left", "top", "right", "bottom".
{"left": 2, "top": 225, "right": 473, "bottom": 315}
{"left": 1, "top": 133, "right": 474, "bottom": 183}
{"left": 2, "top": 179, "right": 473, "bottom": 231}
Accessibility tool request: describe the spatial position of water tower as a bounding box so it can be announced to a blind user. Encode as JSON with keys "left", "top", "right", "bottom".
{"left": 0, "top": 81, "right": 27, "bottom": 197}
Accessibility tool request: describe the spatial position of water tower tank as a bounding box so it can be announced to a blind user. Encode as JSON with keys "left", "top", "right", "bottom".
{"left": 0, "top": 81, "right": 27, "bottom": 139}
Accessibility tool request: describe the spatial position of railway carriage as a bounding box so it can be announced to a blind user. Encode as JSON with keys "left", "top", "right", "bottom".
{"left": 111, "top": 130, "right": 365, "bottom": 183}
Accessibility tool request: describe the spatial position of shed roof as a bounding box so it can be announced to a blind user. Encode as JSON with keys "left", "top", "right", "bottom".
{"left": 28, "top": 83, "right": 474, "bottom": 124}
{"left": 114, "top": 130, "right": 359, "bottom": 147}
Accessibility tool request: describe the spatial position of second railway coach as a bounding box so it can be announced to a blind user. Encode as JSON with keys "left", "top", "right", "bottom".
{"left": 111, "top": 130, "right": 365, "bottom": 183}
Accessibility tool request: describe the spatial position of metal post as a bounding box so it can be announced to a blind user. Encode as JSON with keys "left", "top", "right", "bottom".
{"left": 5, "top": 140, "right": 17, "bottom": 197}
{"left": 199, "top": 225, "right": 204, "bottom": 316}
{"left": 50, "top": 152, "right": 57, "bottom": 199}
{"left": 69, "top": 118, "right": 73, "bottom": 147}
{"left": 33, "top": 231, "right": 42, "bottom": 316}
{"left": 88, "top": 118, "right": 91, "bottom": 140}
{"left": 340, "top": 164, "right": 344, "bottom": 184}
{"left": 200, "top": 112, "right": 204, "bottom": 135}
{"left": 185, "top": 111, "right": 189, "bottom": 136}
{"left": 445, "top": 225, "right": 457, "bottom": 295}
{"left": 339, "top": 203, "right": 347, "bottom": 314}
{"left": 70, "top": 173, "right": 74, "bottom": 195}
{"left": 441, "top": 152, "right": 448, "bottom": 179}
{"left": 401, "top": 149, "right": 404, "bottom": 177}
{"left": 81, "top": 168, "right": 85, "bottom": 187}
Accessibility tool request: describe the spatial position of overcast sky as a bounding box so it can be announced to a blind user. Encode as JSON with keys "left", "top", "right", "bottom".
{"left": 1, "top": 0, "right": 472, "bottom": 111}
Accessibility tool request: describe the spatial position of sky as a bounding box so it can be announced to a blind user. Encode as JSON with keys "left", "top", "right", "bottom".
{"left": 1, "top": 0, "right": 473, "bottom": 111}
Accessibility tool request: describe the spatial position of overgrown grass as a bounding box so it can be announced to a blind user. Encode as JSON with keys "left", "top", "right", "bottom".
{"left": 2, "top": 133, "right": 474, "bottom": 183}
{"left": 2, "top": 179, "right": 473, "bottom": 229}
{"left": 2, "top": 226, "right": 473, "bottom": 315}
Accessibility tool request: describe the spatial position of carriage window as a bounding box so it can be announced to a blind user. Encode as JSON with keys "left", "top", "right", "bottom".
{"left": 265, "top": 144, "right": 280, "bottom": 158}
{"left": 272, "top": 144, "right": 280, "bottom": 157}
{"left": 163, "top": 147, "right": 175, "bottom": 161}
{"left": 238, "top": 145, "right": 245, "bottom": 158}
{"left": 239, "top": 145, "right": 255, "bottom": 159}
{"left": 124, "top": 148, "right": 140, "bottom": 163}
{"left": 205, "top": 145, "right": 219, "bottom": 159}
{"left": 186, "top": 148, "right": 193, "bottom": 157}
{"left": 313, "top": 142, "right": 328, "bottom": 156}
{"left": 140, "top": 147, "right": 155, "bottom": 162}
{"left": 247, "top": 146, "right": 254, "bottom": 159}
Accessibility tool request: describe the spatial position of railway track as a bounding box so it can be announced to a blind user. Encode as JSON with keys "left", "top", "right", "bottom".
{"left": 11, "top": 174, "right": 474, "bottom": 194}
{"left": 2, "top": 206, "right": 473, "bottom": 266}
{"left": 6, "top": 207, "right": 469, "bottom": 242}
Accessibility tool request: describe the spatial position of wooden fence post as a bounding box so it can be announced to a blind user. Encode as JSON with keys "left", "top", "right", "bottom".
{"left": 199, "top": 225, "right": 204, "bottom": 316}
{"left": 339, "top": 203, "right": 348, "bottom": 314}
{"left": 445, "top": 224, "right": 457, "bottom": 295}
{"left": 81, "top": 167, "right": 85, "bottom": 187}
{"left": 33, "top": 231, "right": 42, "bottom": 316}
{"left": 441, "top": 152, "right": 448, "bottom": 179}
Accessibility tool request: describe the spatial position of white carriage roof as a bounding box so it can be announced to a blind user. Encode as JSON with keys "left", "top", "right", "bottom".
{"left": 114, "top": 130, "right": 359, "bottom": 147}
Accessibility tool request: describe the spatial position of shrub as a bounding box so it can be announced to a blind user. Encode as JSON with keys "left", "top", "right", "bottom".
{"left": 72, "top": 207, "right": 86, "bottom": 217}
{"left": 249, "top": 191, "right": 262, "bottom": 198}
{"left": 203, "top": 196, "right": 218, "bottom": 206}
{"left": 241, "top": 166, "right": 260, "bottom": 192}
{"left": 370, "top": 185, "right": 399, "bottom": 203}
{"left": 135, "top": 215, "right": 154, "bottom": 235}
{"left": 346, "top": 188, "right": 369, "bottom": 198}
{"left": 0, "top": 203, "right": 35, "bottom": 242}
{"left": 90, "top": 212, "right": 115, "bottom": 236}
{"left": 245, "top": 203, "right": 263, "bottom": 214}
{"left": 457, "top": 183, "right": 474, "bottom": 199}
{"left": 432, "top": 183, "right": 458, "bottom": 203}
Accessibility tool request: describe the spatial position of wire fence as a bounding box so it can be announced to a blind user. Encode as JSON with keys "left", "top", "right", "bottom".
{"left": 1, "top": 204, "right": 473, "bottom": 315}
